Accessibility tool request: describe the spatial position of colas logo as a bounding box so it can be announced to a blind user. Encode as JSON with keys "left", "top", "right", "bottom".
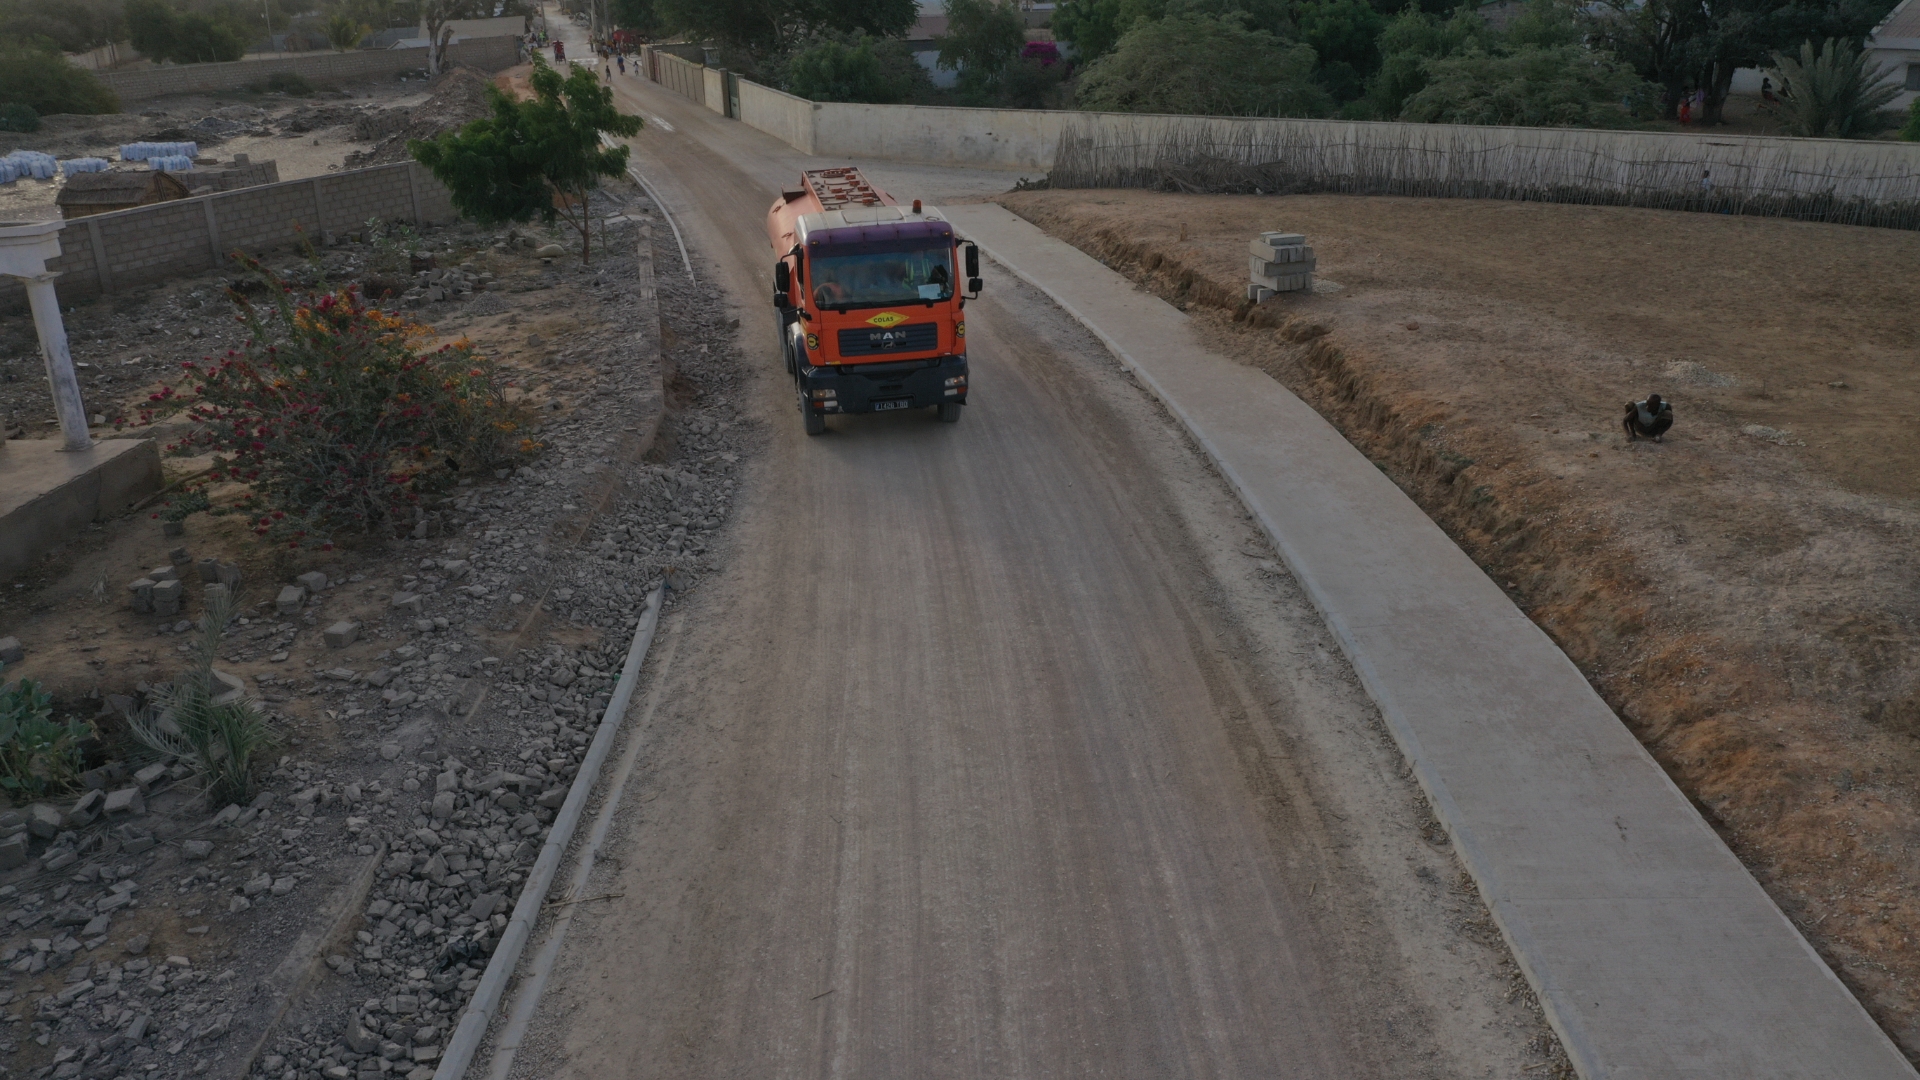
{"left": 865, "top": 311, "right": 908, "bottom": 328}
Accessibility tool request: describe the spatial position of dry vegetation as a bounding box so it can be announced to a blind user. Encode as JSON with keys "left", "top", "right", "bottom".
{"left": 1000, "top": 189, "right": 1920, "bottom": 1054}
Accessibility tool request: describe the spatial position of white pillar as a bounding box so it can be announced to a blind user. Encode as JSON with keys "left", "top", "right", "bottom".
{"left": 21, "top": 273, "right": 91, "bottom": 452}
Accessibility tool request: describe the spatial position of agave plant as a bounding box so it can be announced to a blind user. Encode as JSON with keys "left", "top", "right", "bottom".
{"left": 127, "top": 591, "right": 278, "bottom": 808}
{"left": 1768, "top": 38, "right": 1902, "bottom": 138}
{"left": 0, "top": 670, "right": 90, "bottom": 798}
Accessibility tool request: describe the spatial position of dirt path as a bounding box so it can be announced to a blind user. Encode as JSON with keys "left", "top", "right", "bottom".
{"left": 482, "top": 74, "right": 1570, "bottom": 1080}
{"left": 998, "top": 188, "right": 1920, "bottom": 1057}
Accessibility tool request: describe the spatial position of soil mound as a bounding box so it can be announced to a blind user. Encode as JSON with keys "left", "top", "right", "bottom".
{"left": 345, "top": 66, "right": 491, "bottom": 167}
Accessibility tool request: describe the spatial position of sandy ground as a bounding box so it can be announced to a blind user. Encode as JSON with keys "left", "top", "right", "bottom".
{"left": 999, "top": 188, "right": 1920, "bottom": 1056}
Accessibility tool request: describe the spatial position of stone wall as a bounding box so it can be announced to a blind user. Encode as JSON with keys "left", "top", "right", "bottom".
{"left": 96, "top": 37, "right": 520, "bottom": 103}
{"left": 0, "top": 162, "right": 455, "bottom": 310}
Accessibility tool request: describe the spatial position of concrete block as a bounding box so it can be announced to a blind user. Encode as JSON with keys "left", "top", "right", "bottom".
{"left": 0, "top": 636, "right": 20, "bottom": 664}
{"left": 103, "top": 788, "right": 144, "bottom": 817}
{"left": 133, "top": 762, "right": 168, "bottom": 790}
{"left": 296, "top": 571, "right": 329, "bottom": 593}
{"left": 197, "top": 558, "right": 220, "bottom": 582}
{"left": 0, "top": 832, "right": 27, "bottom": 869}
{"left": 1249, "top": 235, "right": 1306, "bottom": 259}
{"left": 1251, "top": 254, "right": 1316, "bottom": 278}
{"left": 323, "top": 621, "right": 361, "bottom": 648}
{"left": 67, "top": 789, "right": 105, "bottom": 827}
{"left": 216, "top": 562, "right": 242, "bottom": 588}
{"left": 275, "top": 585, "right": 307, "bottom": 615}
{"left": 150, "top": 579, "right": 183, "bottom": 617}
{"left": 26, "top": 803, "right": 61, "bottom": 838}
{"left": 128, "top": 579, "right": 156, "bottom": 613}
{"left": 147, "top": 565, "right": 177, "bottom": 582}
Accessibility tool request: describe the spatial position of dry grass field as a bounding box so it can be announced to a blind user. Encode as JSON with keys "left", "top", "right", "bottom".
{"left": 1001, "top": 189, "right": 1920, "bottom": 1057}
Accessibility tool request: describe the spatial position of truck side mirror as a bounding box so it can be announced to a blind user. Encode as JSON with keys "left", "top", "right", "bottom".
{"left": 963, "top": 242, "right": 979, "bottom": 279}
{"left": 773, "top": 261, "right": 791, "bottom": 308}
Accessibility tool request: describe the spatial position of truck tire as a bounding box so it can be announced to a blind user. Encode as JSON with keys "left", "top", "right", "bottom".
{"left": 937, "top": 402, "right": 963, "bottom": 424}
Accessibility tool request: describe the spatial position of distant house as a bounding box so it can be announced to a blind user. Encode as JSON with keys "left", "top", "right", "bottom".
{"left": 393, "top": 14, "right": 529, "bottom": 49}
{"left": 1868, "top": 0, "right": 1920, "bottom": 110}
{"left": 56, "top": 171, "right": 193, "bottom": 220}
{"left": 907, "top": 2, "right": 956, "bottom": 89}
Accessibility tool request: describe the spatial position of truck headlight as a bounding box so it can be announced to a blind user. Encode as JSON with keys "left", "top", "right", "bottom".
{"left": 944, "top": 376, "right": 966, "bottom": 387}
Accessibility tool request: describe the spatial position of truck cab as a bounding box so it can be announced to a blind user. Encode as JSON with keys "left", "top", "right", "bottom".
{"left": 767, "top": 168, "right": 981, "bottom": 435}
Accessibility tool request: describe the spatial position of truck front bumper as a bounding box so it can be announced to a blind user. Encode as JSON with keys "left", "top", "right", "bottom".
{"left": 799, "top": 355, "right": 968, "bottom": 415}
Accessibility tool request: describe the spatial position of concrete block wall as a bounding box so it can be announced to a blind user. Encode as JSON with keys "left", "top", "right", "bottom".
{"left": 652, "top": 51, "right": 705, "bottom": 106}
{"left": 96, "top": 37, "right": 519, "bottom": 103}
{"left": 0, "top": 162, "right": 454, "bottom": 311}
{"left": 737, "top": 81, "right": 814, "bottom": 156}
{"left": 702, "top": 67, "right": 727, "bottom": 115}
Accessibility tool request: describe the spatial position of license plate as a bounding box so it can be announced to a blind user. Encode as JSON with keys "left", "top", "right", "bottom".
{"left": 872, "top": 399, "right": 911, "bottom": 412}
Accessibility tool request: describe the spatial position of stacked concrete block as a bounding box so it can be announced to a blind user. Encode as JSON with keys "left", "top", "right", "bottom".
{"left": 1247, "top": 232, "right": 1315, "bottom": 301}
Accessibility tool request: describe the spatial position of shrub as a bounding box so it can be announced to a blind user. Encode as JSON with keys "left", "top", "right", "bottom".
{"left": 787, "top": 36, "right": 899, "bottom": 103}
{"left": 325, "top": 11, "right": 371, "bottom": 51}
{"left": 1075, "top": 13, "right": 1332, "bottom": 118}
{"left": 1399, "top": 44, "right": 1654, "bottom": 127}
{"left": 0, "top": 102, "right": 38, "bottom": 133}
{"left": 126, "top": 0, "right": 247, "bottom": 64}
{"left": 1903, "top": 98, "right": 1920, "bottom": 142}
{"left": 260, "top": 71, "right": 316, "bottom": 95}
{"left": 0, "top": 669, "right": 90, "bottom": 800}
{"left": 1768, "top": 38, "right": 1903, "bottom": 138}
{"left": 0, "top": 45, "right": 119, "bottom": 115}
{"left": 148, "top": 262, "right": 523, "bottom": 549}
{"left": 127, "top": 592, "right": 276, "bottom": 807}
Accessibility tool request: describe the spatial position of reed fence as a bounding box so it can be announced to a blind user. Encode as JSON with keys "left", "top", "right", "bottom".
{"left": 1049, "top": 116, "right": 1920, "bottom": 230}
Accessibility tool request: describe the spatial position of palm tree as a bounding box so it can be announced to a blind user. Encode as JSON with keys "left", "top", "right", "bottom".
{"left": 324, "top": 10, "right": 371, "bottom": 51}
{"left": 1767, "top": 38, "right": 1901, "bottom": 138}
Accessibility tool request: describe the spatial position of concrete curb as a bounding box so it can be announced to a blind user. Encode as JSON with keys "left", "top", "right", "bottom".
{"left": 948, "top": 203, "right": 1916, "bottom": 1080}
{"left": 433, "top": 581, "right": 667, "bottom": 1080}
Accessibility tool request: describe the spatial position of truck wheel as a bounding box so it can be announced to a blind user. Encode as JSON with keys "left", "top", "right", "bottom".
{"left": 937, "top": 402, "right": 963, "bottom": 424}
{"left": 802, "top": 404, "right": 827, "bottom": 436}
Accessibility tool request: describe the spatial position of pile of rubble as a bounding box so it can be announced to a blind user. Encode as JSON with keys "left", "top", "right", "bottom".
{"left": 344, "top": 68, "right": 493, "bottom": 169}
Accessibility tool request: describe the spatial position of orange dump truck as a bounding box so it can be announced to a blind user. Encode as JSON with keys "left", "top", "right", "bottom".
{"left": 766, "top": 167, "right": 981, "bottom": 435}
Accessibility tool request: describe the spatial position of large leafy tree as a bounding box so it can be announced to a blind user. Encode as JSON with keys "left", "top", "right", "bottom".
{"left": 1399, "top": 42, "right": 1655, "bottom": 126}
{"left": 784, "top": 32, "right": 932, "bottom": 102}
{"left": 0, "top": 0, "right": 123, "bottom": 52}
{"left": 0, "top": 40, "right": 118, "bottom": 113}
{"left": 1296, "top": 0, "right": 1387, "bottom": 101}
{"left": 1356, "top": 4, "right": 1492, "bottom": 119}
{"left": 412, "top": 60, "right": 643, "bottom": 264}
{"left": 938, "top": 0, "right": 1027, "bottom": 97}
{"left": 1054, "top": 0, "right": 1296, "bottom": 62}
{"left": 1075, "top": 11, "right": 1332, "bottom": 116}
{"left": 654, "top": 0, "right": 915, "bottom": 54}
{"left": 126, "top": 0, "right": 247, "bottom": 64}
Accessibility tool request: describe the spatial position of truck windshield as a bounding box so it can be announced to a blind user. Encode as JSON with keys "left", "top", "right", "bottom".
{"left": 809, "top": 247, "right": 953, "bottom": 309}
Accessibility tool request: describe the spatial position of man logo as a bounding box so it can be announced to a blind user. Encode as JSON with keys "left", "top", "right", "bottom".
{"left": 865, "top": 311, "right": 908, "bottom": 328}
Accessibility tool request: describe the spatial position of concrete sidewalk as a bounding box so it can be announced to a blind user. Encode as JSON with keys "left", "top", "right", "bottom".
{"left": 944, "top": 204, "right": 1913, "bottom": 1080}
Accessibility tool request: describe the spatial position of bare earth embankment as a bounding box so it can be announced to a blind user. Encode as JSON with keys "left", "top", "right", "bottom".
{"left": 999, "top": 189, "right": 1920, "bottom": 1056}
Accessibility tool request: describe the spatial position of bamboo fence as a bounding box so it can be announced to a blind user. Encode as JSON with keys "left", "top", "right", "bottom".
{"left": 1048, "top": 115, "right": 1920, "bottom": 230}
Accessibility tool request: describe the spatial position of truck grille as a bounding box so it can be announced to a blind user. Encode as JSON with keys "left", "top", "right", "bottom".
{"left": 838, "top": 323, "right": 938, "bottom": 356}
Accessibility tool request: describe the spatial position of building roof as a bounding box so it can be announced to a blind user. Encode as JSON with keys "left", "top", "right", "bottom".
{"left": 1872, "top": 0, "right": 1920, "bottom": 45}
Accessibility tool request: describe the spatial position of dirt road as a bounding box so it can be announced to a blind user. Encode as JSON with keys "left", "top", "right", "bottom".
{"left": 488, "top": 63, "right": 1560, "bottom": 1079}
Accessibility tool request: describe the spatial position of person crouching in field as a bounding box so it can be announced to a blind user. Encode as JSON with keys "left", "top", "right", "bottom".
{"left": 1624, "top": 394, "right": 1673, "bottom": 442}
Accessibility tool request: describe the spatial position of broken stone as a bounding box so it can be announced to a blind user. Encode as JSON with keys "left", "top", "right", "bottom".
{"left": 82, "top": 914, "right": 110, "bottom": 938}
{"left": 42, "top": 850, "right": 77, "bottom": 872}
{"left": 0, "top": 833, "right": 27, "bottom": 869}
{"left": 275, "top": 585, "right": 307, "bottom": 616}
{"left": 430, "top": 792, "right": 455, "bottom": 822}
{"left": 210, "top": 804, "right": 241, "bottom": 827}
{"left": 27, "top": 803, "right": 62, "bottom": 838}
{"left": 0, "top": 637, "right": 21, "bottom": 664}
{"left": 324, "top": 621, "right": 361, "bottom": 648}
{"left": 197, "top": 558, "right": 220, "bottom": 583}
{"left": 103, "top": 788, "right": 144, "bottom": 817}
{"left": 68, "top": 789, "right": 105, "bottom": 827}
{"left": 181, "top": 839, "right": 213, "bottom": 860}
{"left": 270, "top": 876, "right": 295, "bottom": 897}
{"left": 535, "top": 788, "right": 567, "bottom": 809}
{"left": 168, "top": 546, "right": 191, "bottom": 565}
{"left": 125, "top": 934, "right": 150, "bottom": 956}
{"left": 296, "top": 571, "right": 329, "bottom": 593}
{"left": 133, "top": 762, "right": 168, "bottom": 791}
{"left": 391, "top": 592, "right": 424, "bottom": 614}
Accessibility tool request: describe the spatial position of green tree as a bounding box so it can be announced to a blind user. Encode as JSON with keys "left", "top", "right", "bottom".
{"left": 412, "top": 59, "right": 642, "bottom": 264}
{"left": 126, "top": 0, "right": 247, "bottom": 64}
{"left": 785, "top": 33, "right": 931, "bottom": 102}
{"left": 654, "top": 0, "right": 916, "bottom": 54}
{"left": 1400, "top": 42, "right": 1655, "bottom": 126}
{"left": 1075, "top": 12, "right": 1332, "bottom": 116}
{"left": 610, "top": 0, "right": 660, "bottom": 36}
{"left": 1053, "top": 0, "right": 1130, "bottom": 60}
{"left": 1355, "top": 4, "right": 1491, "bottom": 119}
{"left": 939, "top": 0, "right": 1027, "bottom": 98}
{"left": 0, "top": 0, "right": 124, "bottom": 52}
{"left": 0, "top": 41, "right": 119, "bottom": 113}
{"left": 323, "top": 10, "right": 369, "bottom": 48}
{"left": 1766, "top": 36, "right": 1901, "bottom": 136}
{"left": 1296, "top": 0, "right": 1386, "bottom": 102}
{"left": 1053, "top": 0, "right": 1297, "bottom": 61}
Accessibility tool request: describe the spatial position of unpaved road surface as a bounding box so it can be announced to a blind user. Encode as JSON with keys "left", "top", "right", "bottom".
{"left": 486, "top": 68, "right": 1565, "bottom": 1079}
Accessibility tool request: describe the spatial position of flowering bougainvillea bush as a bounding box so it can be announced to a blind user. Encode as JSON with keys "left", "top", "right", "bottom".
{"left": 147, "top": 262, "right": 524, "bottom": 548}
